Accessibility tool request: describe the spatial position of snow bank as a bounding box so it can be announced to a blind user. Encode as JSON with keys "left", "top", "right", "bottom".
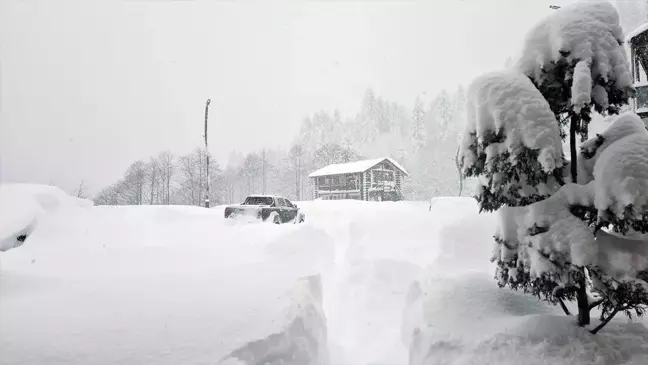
{"left": 0, "top": 184, "right": 92, "bottom": 252}
{"left": 0, "top": 202, "right": 330, "bottom": 365}
{"left": 409, "top": 309, "right": 648, "bottom": 365}
{"left": 404, "top": 202, "right": 648, "bottom": 365}
{"left": 218, "top": 275, "right": 328, "bottom": 365}
{"left": 517, "top": 1, "right": 631, "bottom": 112}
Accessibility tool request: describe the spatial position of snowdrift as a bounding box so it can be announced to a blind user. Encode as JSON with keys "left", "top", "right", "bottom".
{"left": 0, "top": 185, "right": 330, "bottom": 365}
{"left": 403, "top": 197, "right": 648, "bottom": 365}
{"left": 0, "top": 183, "right": 92, "bottom": 252}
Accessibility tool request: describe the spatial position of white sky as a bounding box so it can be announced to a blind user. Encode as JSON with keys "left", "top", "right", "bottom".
{"left": 1, "top": 0, "right": 577, "bottom": 193}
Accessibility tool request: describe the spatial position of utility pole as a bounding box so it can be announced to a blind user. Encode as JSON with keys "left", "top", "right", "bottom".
{"left": 204, "top": 98, "right": 211, "bottom": 208}
{"left": 261, "top": 149, "right": 267, "bottom": 194}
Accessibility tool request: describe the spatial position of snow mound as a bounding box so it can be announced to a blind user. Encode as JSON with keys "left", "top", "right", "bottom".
{"left": 461, "top": 70, "right": 563, "bottom": 174}
{"left": 406, "top": 273, "right": 648, "bottom": 365}
{"left": 264, "top": 225, "right": 335, "bottom": 275}
{"left": 0, "top": 203, "right": 328, "bottom": 365}
{"left": 523, "top": 183, "right": 597, "bottom": 271}
{"left": 578, "top": 113, "right": 648, "bottom": 184}
{"left": 0, "top": 184, "right": 92, "bottom": 252}
{"left": 517, "top": 1, "right": 631, "bottom": 112}
{"left": 596, "top": 229, "right": 648, "bottom": 282}
{"left": 594, "top": 132, "right": 648, "bottom": 217}
{"left": 218, "top": 275, "right": 328, "bottom": 365}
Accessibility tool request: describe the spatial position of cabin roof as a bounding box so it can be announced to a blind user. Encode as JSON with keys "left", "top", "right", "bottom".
{"left": 308, "top": 157, "right": 408, "bottom": 178}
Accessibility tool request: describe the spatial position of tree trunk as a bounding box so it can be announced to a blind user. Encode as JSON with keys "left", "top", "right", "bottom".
{"left": 570, "top": 114, "right": 578, "bottom": 184}
{"left": 590, "top": 308, "right": 619, "bottom": 334}
{"left": 455, "top": 146, "right": 463, "bottom": 196}
{"left": 558, "top": 298, "right": 571, "bottom": 315}
{"left": 571, "top": 114, "right": 590, "bottom": 326}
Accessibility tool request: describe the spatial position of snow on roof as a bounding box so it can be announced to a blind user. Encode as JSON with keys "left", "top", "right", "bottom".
{"left": 307, "top": 157, "right": 408, "bottom": 178}
{"left": 626, "top": 22, "right": 648, "bottom": 42}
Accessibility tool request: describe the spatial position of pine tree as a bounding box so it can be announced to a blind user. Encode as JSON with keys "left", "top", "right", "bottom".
{"left": 411, "top": 97, "right": 427, "bottom": 153}
{"left": 461, "top": 2, "right": 641, "bottom": 332}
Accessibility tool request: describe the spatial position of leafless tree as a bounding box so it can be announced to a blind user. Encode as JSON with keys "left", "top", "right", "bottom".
{"left": 146, "top": 157, "right": 160, "bottom": 204}
{"left": 120, "top": 160, "right": 147, "bottom": 205}
{"left": 158, "top": 150, "right": 174, "bottom": 204}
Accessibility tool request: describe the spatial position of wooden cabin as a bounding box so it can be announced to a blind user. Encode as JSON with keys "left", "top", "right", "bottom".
{"left": 308, "top": 157, "right": 408, "bottom": 201}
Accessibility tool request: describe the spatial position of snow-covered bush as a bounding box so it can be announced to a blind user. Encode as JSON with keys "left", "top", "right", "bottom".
{"left": 460, "top": 70, "right": 564, "bottom": 212}
{"left": 518, "top": 1, "right": 633, "bottom": 140}
{"left": 461, "top": 1, "right": 647, "bottom": 332}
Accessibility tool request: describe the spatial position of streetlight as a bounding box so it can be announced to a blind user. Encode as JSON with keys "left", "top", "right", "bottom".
{"left": 204, "top": 98, "right": 211, "bottom": 208}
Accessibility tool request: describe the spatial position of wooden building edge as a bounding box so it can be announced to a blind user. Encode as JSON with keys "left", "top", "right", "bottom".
{"left": 308, "top": 157, "right": 408, "bottom": 201}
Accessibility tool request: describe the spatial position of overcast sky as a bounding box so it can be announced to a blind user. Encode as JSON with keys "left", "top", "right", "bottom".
{"left": 1, "top": 0, "right": 582, "bottom": 194}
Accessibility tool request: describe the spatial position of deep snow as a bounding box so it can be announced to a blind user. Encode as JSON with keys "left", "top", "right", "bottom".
{"left": 2, "top": 185, "right": 648, "bottom": 365}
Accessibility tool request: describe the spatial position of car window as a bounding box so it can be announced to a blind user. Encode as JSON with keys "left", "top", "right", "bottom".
{"left": 277, "top": 198, "right": 287, "bottom": 207}
{"left": 242, "top": 197, "right": 273, "bottom": 205}
{"left": 284, "top": 199, "right": 294, "bottom": 208}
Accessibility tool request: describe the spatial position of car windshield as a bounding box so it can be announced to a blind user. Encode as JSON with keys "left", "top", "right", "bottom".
{"left": 242, "top": 197, "right": 273, "bottom": 206}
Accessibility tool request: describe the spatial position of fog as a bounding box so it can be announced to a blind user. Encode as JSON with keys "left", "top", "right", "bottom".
{"left": 1, "top": 0, "right": 581, "bottom": 194}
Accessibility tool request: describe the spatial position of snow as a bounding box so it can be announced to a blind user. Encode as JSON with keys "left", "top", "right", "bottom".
{"left": 461, "top": 70, "right": 563, "bottom": 174}
{"left": 405, "top": 195, "right": 648, "bottom": 365}
{"left": 625, "top": 22, "right": 648, "bottom": 42}
{"left": 307, "top": 157, "right": 408, "bottom": 177}
{"left": 3, "top": 184, "right": 648, "bottom": 365}
{"left": 1, "top": 199, "right": 331, "bottom": 365}
{"left": 574, "top": 112, "right": 648, "bottom": 218}
{"left": 594, "top": 132, "right": 648, "bottom": 217}
{"left": 0, "top": 184, "right": 92, "bottom": 252}
{"left": 596, "top": 229, "right": 648, "bottom": 281}
{"left": 517, "top": 1, "right": 632, "bottom": 112}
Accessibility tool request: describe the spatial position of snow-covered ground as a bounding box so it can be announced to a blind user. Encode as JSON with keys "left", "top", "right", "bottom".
{"left": 2, "top": 184, "right": 648, "bottom": 365}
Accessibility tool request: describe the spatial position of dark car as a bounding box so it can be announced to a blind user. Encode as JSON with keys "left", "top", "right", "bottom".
{"left": 224, "top": 195, "right": 305, "bottom": 224}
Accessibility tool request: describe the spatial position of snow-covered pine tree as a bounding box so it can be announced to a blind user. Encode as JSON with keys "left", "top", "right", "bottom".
{"left": 460, "top": 71, "right": 565, "bottom": 212}
{"left": 462, "top": 1, "right": 644, "bottom": 332}
{"left": 411, "top": 97, "right": 427, "bottom": 153}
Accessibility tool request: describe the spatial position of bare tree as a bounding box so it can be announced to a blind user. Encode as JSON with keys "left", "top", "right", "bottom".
{"left": 93, "top": 183, "right": 122, "bottom": 205}
{"left": 158, "top": 150, "right": 174, "bottom": 204}
{"left": 146, "top": 157, "right": 160, "bottom": 204}
{"left": 121, "top": 161, "right": 147, "bottom": 205}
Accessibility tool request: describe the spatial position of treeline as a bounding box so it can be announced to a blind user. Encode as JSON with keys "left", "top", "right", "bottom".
{"left": 93, "top": 87, "right": 467, "bottom": 205}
